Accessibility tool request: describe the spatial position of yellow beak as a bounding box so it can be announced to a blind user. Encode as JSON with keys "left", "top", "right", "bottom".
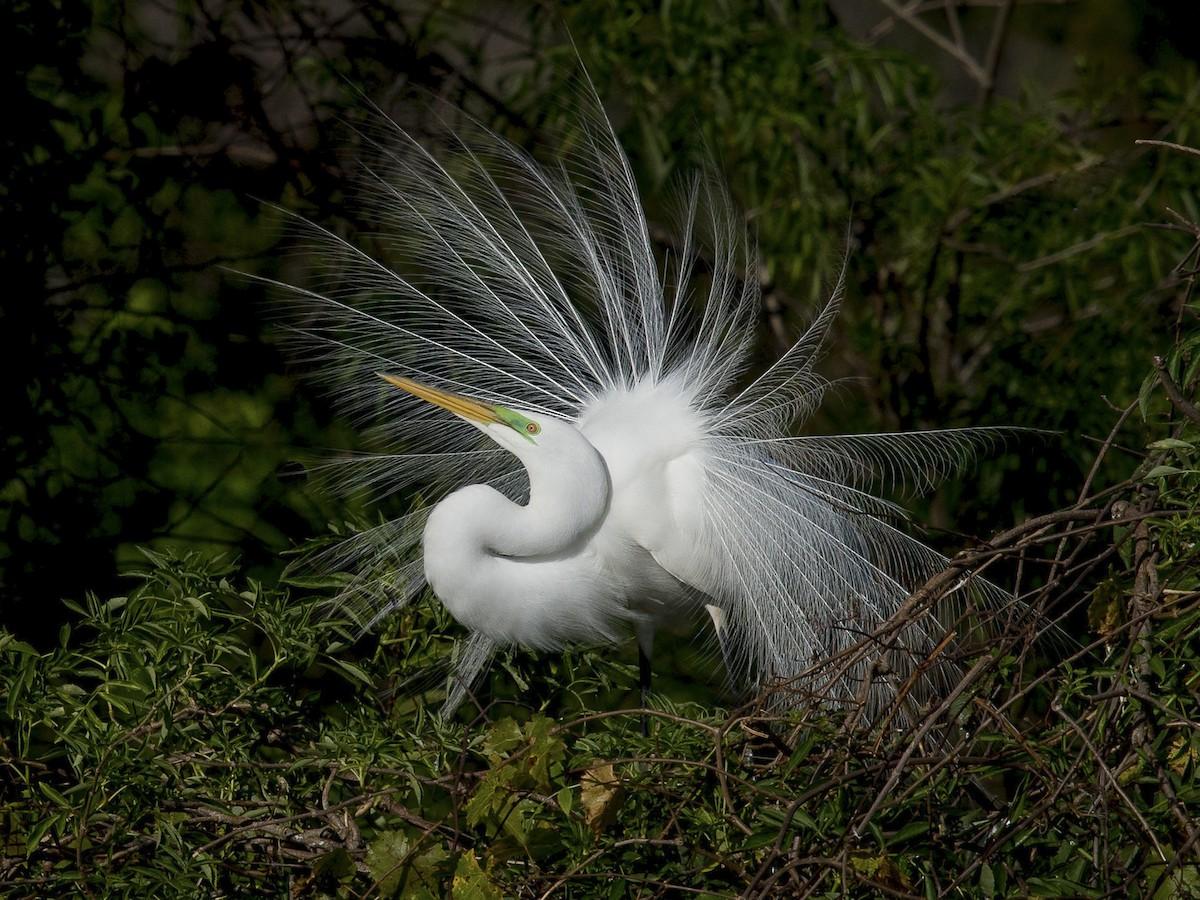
{"left": 377, "top": 373, "right": 501, "bottom": 425}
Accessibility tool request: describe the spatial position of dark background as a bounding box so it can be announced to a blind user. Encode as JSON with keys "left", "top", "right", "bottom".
{"left": 5, "top": 0, "right": 1199, "bottom": 637}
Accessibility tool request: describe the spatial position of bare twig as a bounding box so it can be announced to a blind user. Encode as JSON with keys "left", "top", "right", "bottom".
{"left": 1135, "top": 139, "right": 1200, "bottom": 160}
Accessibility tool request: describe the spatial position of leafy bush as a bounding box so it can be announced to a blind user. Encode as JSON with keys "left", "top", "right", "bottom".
{"left": 3, "top": 349, "right": 1200, "bottom": 896}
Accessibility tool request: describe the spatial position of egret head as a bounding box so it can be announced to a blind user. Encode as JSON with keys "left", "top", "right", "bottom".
{"left": 378, "top": 373, "right": 564, "bottom": 458}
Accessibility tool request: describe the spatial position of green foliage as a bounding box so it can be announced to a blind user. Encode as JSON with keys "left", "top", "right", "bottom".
{"left": 4, "top": 441, "right": 1200, "bottom": 899}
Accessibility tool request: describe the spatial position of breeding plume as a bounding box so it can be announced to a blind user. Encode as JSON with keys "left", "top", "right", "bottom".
{"left": 272, "top": 87, "right": 1008, "bottom": 720}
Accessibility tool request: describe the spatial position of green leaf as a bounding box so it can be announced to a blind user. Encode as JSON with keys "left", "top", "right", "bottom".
{"left": 980, "top": 862, "right": 995, "bottom": 898}
{"left": 308, "top": 847, "right": 356, "bottom": 891}
{"left": 887, "top": 821, "right": 929, "bottom": 845}
{"left": 1148, "top": 438, "right": 1194, "bottom": 450}
{"left": 481, "top": 718, "right": 524, "bottom": 763}
{"left": 467, "top": 769, "right": 510, "bottom": 828}
{"left": 521, "top": 716, "right": 565, "bottom": 791}
{"left": 24, "top": 814, "right": 61, "bottom": 855}
{"left": 1146, "top": 465, "right": 1186, "bottom": 478}
{"left": 556, "top": 785, "right": 574, "bottom": 815}
{"left": 1, "top": 638, "right": 39, "bottom": 656}
{"left": 37, "top": 782, "right": 70, "bottom": 808}
{"left": 327, "top": 657, "right": 373, "bottom": 687}
{"left": 365, "top": 831, "right": 411, "bottom": 897}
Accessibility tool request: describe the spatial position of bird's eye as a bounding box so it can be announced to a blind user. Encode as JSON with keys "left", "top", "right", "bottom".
{"left": 526, "top": 422, "right": 540, "bottom": 435}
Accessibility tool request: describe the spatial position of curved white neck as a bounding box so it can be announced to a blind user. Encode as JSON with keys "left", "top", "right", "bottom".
{"left": 485, "top": 435, "right": 610, "bottom": 557}
{"left": 424, "top": 424, "right": 610, "bottom": 567}
{"left": 421, "top": 424, "right": 611, "bottom": 641}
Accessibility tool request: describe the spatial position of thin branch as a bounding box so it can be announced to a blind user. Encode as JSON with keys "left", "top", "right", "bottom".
{"left": 1135, "top": 139, "right": 1200, "bottom": 159}
{"left": 875, "top": 0, "right": 989, "bottom": 85}
{"left": 1154, "top": 355, "right": 1200, "bottom": 425}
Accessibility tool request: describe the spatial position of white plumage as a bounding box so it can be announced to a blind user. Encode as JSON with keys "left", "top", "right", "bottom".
{"left": 269, "top": 82, "right": 1011, "bottom": 720}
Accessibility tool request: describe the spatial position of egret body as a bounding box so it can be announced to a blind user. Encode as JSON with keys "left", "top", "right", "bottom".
{"left": 274, "top": 87, "right": 1010, "bottom": 719}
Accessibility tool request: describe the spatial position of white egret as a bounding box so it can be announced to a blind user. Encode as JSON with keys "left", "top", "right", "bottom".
{"left": 270, "top": 85, "right": 1012, "bottom": 721}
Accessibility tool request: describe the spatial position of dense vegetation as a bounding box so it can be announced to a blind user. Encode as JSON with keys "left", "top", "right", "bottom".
{"left": 3, "top": 354, "right": 1200, "bottom": 894}
{"left": 4, "top": 1, "right": 1200, "bottom": 896}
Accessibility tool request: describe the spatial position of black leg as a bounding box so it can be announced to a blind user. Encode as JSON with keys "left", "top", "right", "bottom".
{"left": 638, "top": 642, "right": 652, "bottom": 737}
{"left": 638, "top": 643, "right": 652, "bottom": 706}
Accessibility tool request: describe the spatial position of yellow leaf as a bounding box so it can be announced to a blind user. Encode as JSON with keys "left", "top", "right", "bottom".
{"left": 850, "top": 854, "right": 911, "bottom": 891}
{"left": 1169, "top": 734, "right": 1196, "bottom": 776}
{"left": 452, "top": 853, "right": 502, "bottom": 900}
{"left": 1087, "top": 584, "right": 1123, "bottom": 639}
{"left": 580, "top": 763, "right": 624, "bottom": 833}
